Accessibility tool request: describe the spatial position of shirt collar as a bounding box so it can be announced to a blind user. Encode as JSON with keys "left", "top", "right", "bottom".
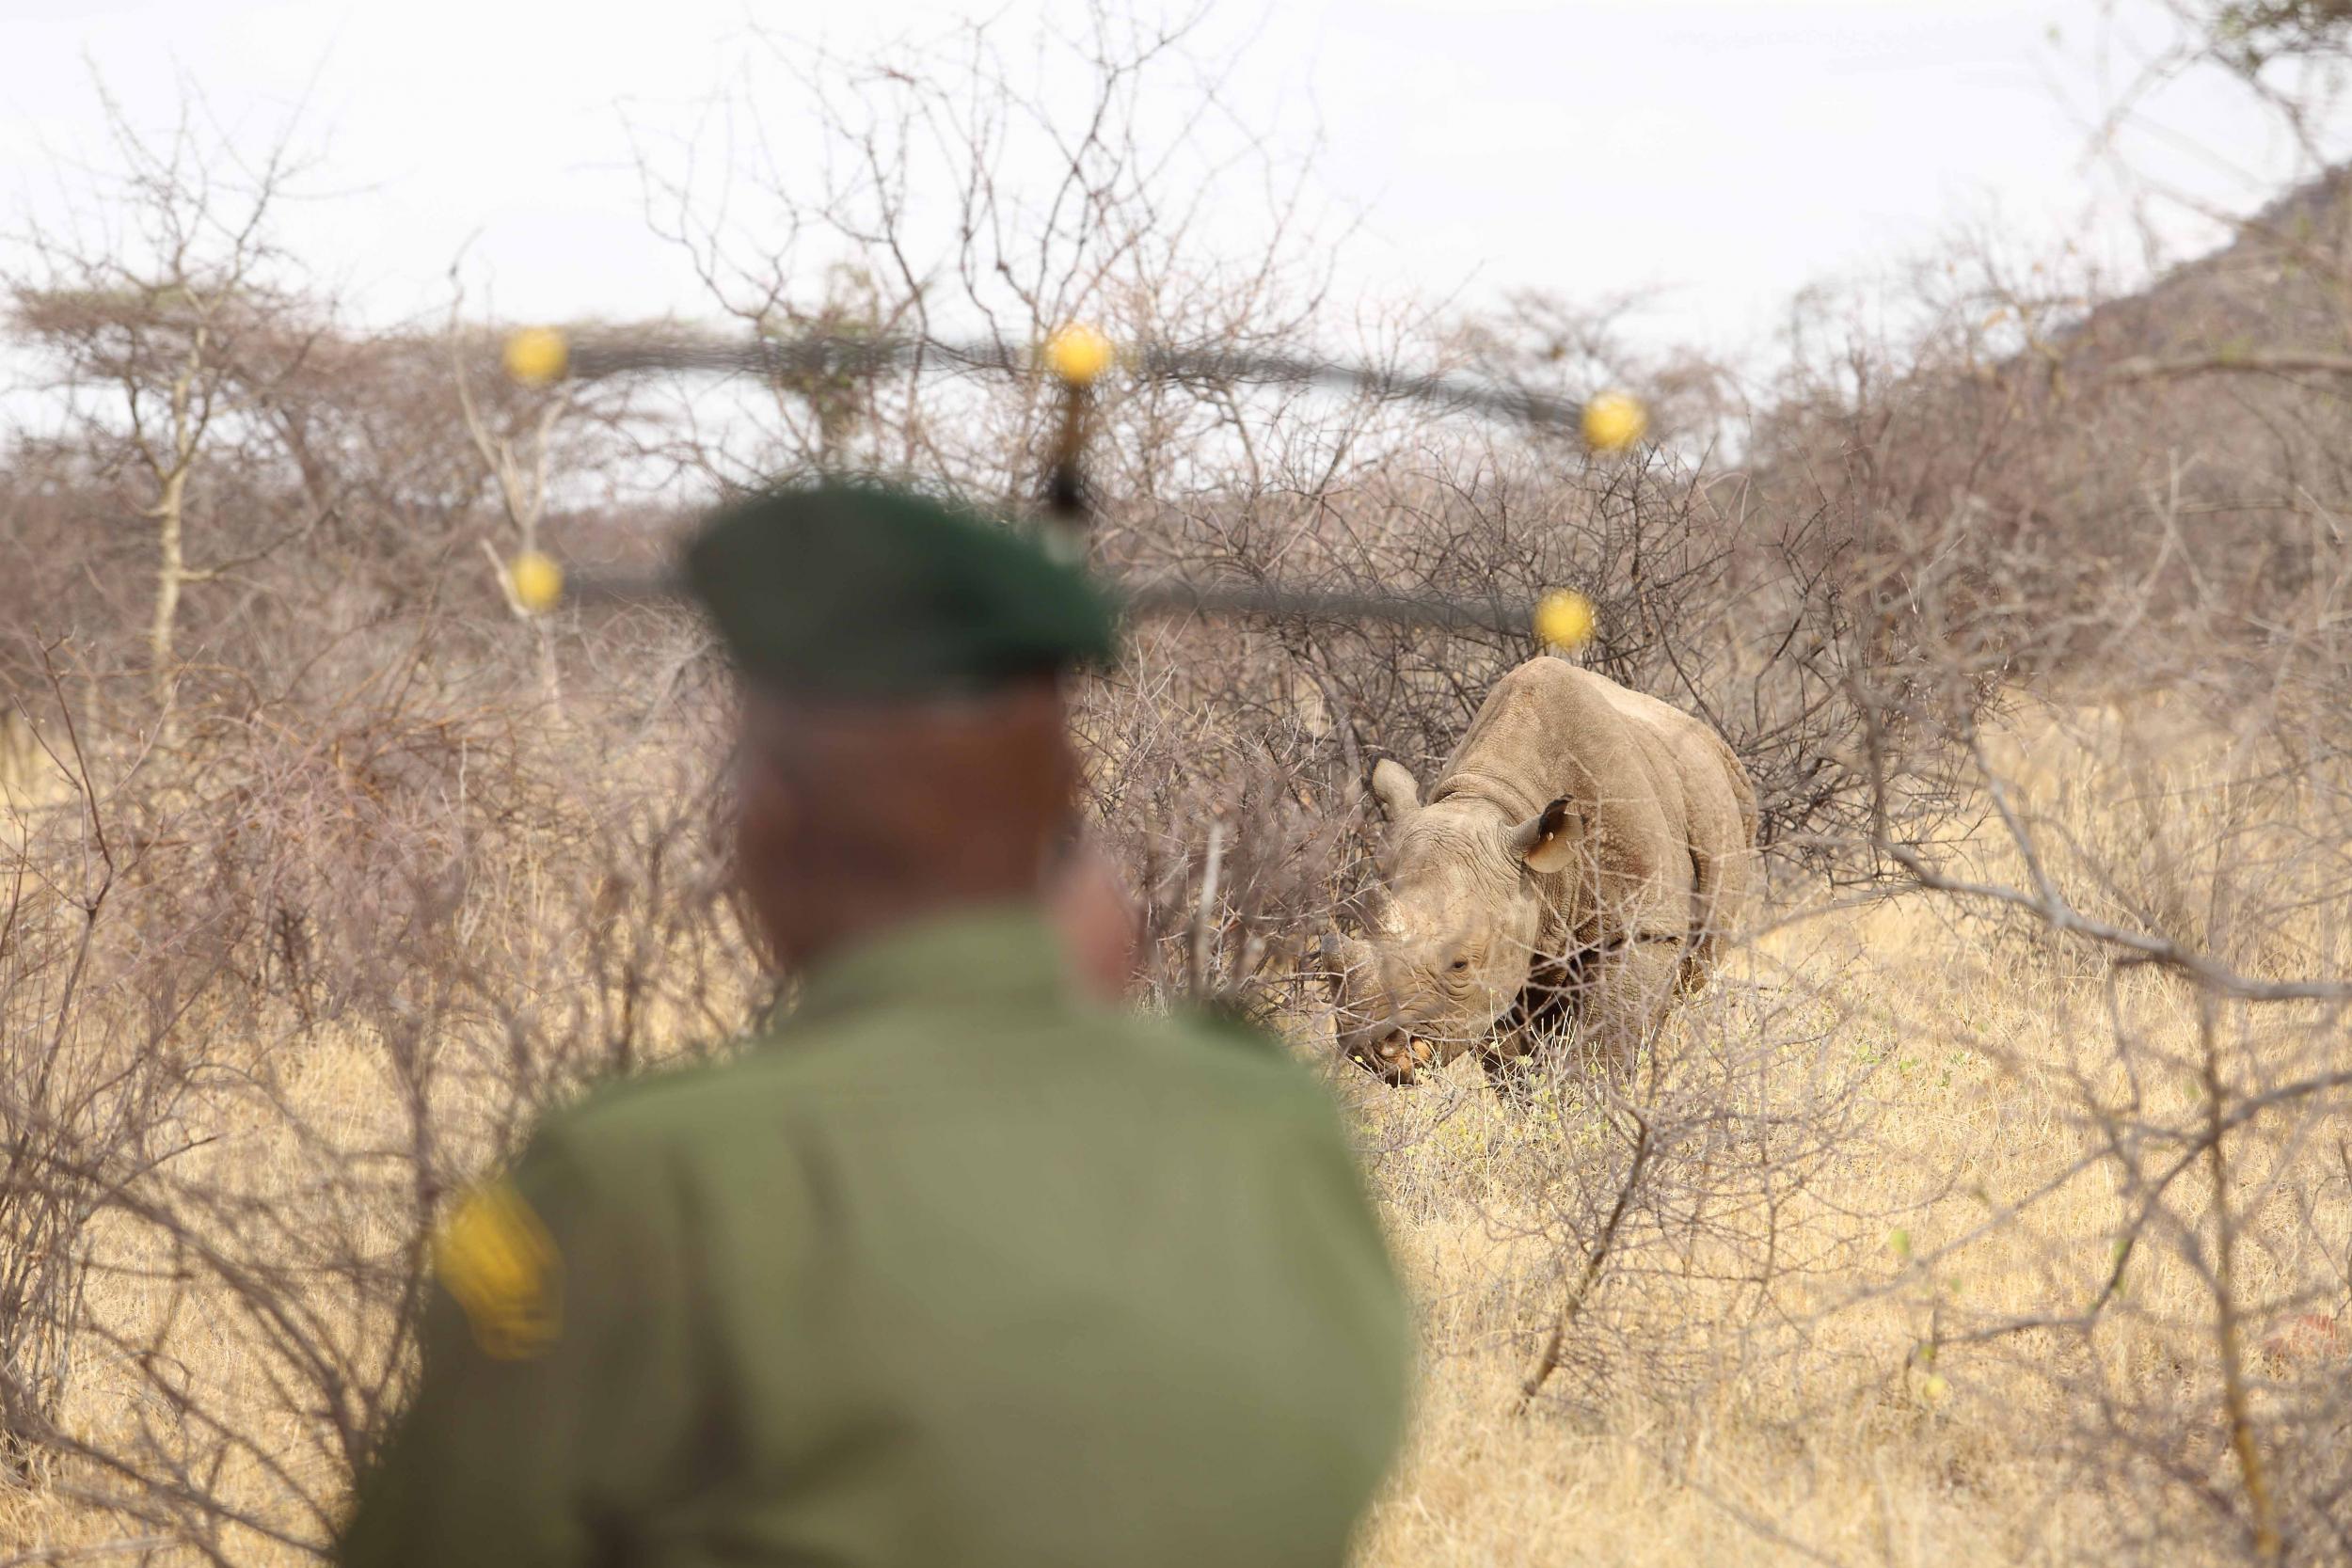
{"left": 783, "top": 901, "right": 1073, "bottom": 1029}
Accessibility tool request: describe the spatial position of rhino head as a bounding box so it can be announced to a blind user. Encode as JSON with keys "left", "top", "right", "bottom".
{"left": 1335, "top": 758, "right": 1581, "bottom": 1085}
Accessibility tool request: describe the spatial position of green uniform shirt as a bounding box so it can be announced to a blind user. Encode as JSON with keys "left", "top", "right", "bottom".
{"left": 339, "top": 905, "right": 1411, "bottom": 1568}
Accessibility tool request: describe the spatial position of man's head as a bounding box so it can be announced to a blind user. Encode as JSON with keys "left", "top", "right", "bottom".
{"left": 684, "top": 483, "right": 1119, "bottom": 969}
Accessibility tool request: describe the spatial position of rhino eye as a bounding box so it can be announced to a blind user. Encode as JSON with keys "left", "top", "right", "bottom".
{"left": 1449, "top": 956, "right": 1471, "bottom": 972}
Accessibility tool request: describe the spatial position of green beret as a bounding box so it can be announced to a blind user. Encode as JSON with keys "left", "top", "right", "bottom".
{"left": 683, "top": 483, "right": 1120, "bottom": 699}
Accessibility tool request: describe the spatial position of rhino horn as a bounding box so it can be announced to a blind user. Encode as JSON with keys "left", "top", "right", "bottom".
{"left": 1369, "top": 758, "right": 1422, "bottom": 822}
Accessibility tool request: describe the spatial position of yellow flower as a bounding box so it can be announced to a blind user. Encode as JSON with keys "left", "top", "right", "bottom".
{"left": 503, "top": 326, "right": 570, "bottom": 387}
{"left": 509, "top": 551, "right": 564, "bottom": 614}
{"left": 1044, "top": 324, "right": 1115, "bottom": 387}
{"left": 1534, "top": 590, "right": 1596, "bottom": 653}
{"left": 1581, "top": 390, "right": 1647, "bottom": 452}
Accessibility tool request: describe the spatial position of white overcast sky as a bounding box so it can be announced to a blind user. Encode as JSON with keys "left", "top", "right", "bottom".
{"left": 0, "top": 0, "right": 2335, "bottom": 366}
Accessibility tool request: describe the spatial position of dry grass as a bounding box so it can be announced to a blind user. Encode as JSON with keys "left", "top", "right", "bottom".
{"left": 1342, "top": 697, "right": 2352, "bottom": 1567}
{"left": 1347, "top": 898, "right": 2088, "bottom": 1566}
{"left": 4, "top": 697, "right": 2346, "bottom": 1567}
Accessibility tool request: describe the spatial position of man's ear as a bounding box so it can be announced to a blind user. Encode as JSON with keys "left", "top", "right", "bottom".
{"left": 1507, "top": 797, "right": 1580, "bottom": 875}
{"left": 1369, "top": 758, "right": 1422, "bottom": 822}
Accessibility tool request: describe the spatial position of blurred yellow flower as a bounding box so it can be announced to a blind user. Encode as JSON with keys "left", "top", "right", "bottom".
{"left": 1581, "top": 390, "right": 1647, "bottom": 452}
{"left": 510, "top": 551, "right": 564, "bottom": 614}
{"left": 1534, "top": 589, "right": 1596, "bottom": 653}
{"left": 1044, "top": 324, "right": 1115, "bottom": 387}
{"left": 503, "top": 326, "right": 570, "bottom": 387}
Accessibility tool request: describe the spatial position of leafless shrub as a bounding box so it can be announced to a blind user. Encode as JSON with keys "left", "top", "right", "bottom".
{"left": 1829, "top": 507, "right": 2352, "bottom": 1561}
{"left": 0, "top": 622, "right": 754, "bottom": 1557}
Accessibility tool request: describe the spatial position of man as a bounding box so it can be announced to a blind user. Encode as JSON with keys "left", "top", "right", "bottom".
{"left": 338, "top": 483, "right": 1411, "bottom": 1568}
{"left": 1045, "top": 841, "right": 1143, "bottom": 1000}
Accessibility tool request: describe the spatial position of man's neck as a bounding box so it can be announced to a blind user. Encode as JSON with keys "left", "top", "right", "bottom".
{"left": 778, "top": 881, "right": 1037, "bottom": 974}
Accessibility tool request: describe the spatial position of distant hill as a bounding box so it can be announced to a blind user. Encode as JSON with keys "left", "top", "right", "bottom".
{"left": 2069, "top": 163, "right": 2352, "bottom": 373}
{"left": 1742, "top": 162, "right": 2352, "bottom": 678}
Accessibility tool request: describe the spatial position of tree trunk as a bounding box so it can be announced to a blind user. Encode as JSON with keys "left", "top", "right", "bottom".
{"left": 151, "top": 464, "right": 187, "bottom": 721}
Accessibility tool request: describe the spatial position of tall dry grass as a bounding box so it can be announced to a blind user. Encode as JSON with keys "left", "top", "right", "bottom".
{"left": 1349, "top": 695, "right": 2352, "bottom": 1567}
{"left": 7, "top": 691, "right": 2345, "bottom": 1568}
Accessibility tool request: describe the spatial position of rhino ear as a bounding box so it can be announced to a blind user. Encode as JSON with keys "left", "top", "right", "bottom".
{"left": 1369, "top": 758, "right": 1422, "bottom": 822}
{"left": 1508, "top": 797, "right": 1581, "bottom": 875}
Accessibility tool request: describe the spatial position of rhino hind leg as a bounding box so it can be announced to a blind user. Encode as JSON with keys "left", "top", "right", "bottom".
{"left": 1680, "top": 729, "right": 1761, "bottom": 987}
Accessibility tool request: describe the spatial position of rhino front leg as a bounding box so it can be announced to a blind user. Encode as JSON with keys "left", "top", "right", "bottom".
{"left": 1477, "top": 1026, "right": 1541, "bottom": 1098}
{"left": 1570, "top": 936, "right": 1685, "bottom": 1070}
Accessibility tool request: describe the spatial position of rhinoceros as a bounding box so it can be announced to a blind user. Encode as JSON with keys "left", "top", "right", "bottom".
{"left": 1334, "top": 657, "right": 1757, "bottom": 1085}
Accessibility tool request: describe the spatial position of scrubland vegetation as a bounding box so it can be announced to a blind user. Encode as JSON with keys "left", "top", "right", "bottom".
{"left": 7, "top": 3, "right": 2352, "bottom": 1563}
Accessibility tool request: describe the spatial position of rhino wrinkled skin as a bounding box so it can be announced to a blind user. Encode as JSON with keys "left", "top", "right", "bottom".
{"left": 1336, "top": 657, "right": 1758, "bottom": 1085}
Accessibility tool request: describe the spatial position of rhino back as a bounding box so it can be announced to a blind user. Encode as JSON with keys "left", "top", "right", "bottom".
{"left": 1577, "top": 666, "right": 1761, "bottom": 962}
{"left": 1429, "top": 658, "right": 1686, "bottom": 941}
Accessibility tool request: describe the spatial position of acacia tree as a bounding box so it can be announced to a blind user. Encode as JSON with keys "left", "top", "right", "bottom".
{"left": 8, "top": 87, "right": 330, "bottom": 733}
{"left": 632, "top": 2, "right": 1347, "bottom": 501}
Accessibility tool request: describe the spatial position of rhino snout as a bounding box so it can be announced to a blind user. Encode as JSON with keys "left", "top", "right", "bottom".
{"left": 1331, "top": 938, "right": 1430, "bottom": 1085}
{"left": 1340, "top": 1025, "right": 1429, "bottom": 1086}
